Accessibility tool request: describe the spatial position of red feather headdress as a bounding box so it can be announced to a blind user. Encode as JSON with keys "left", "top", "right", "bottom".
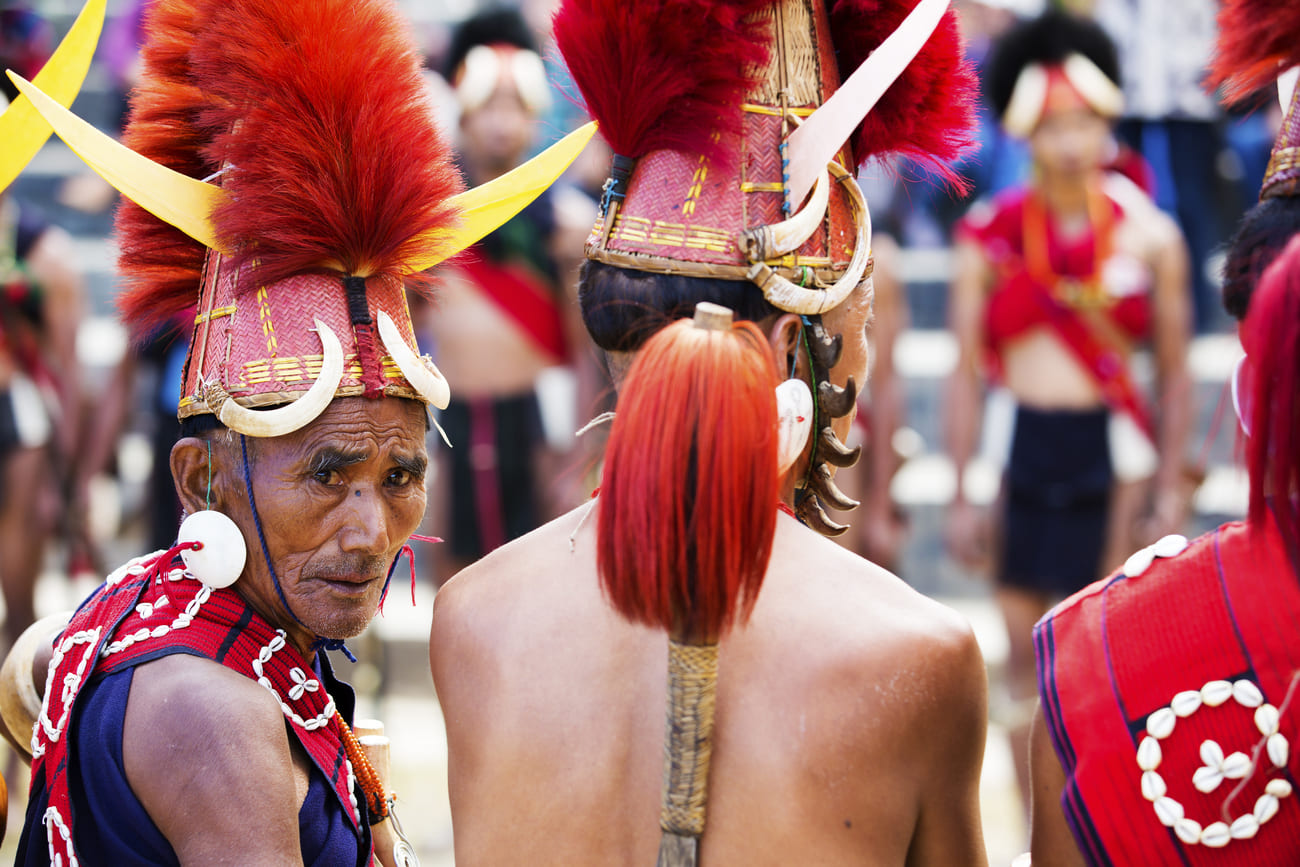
{"left": 552, "top": 0, "right": 771, "bottom": 169}
{"left": 117, "top": 0, "right": 462, "bottom": 337}
{"left": 829, "top": 0, "right": 976, "bottom": 190}
{"left": 1207, "top": 0, "right": 1300, "bottom": 104}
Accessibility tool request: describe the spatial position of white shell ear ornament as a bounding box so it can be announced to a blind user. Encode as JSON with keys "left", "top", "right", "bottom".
{"left": 775, "top": 378, "right": 814, "bottom": 474}
{"left": 177, "top": 510, "right": 247, "bottom": 589}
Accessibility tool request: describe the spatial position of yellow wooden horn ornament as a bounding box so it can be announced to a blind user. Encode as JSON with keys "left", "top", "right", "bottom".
{"left": 6, "top": 69, "right": 597, "bottom": 267}
{"left": 408, "top": 121, "right": 599, "bottom": 270}
{"left": 0, "top": 0, "right": 107, "bottom": 194}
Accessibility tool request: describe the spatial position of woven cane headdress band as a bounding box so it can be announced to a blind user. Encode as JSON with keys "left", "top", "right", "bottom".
{"left": 10, "top": 0, "right": 594, "bottom": 438}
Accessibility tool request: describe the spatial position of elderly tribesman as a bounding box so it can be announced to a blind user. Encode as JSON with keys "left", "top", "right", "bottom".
{"left": 0, "top": 0, "right": 591, "bottom": 862}
{"left": 1027, "top": 4, "right": 1300, "bottom": 863}
{"left": 430, "top": 0, "right": 991, "bottom": 864}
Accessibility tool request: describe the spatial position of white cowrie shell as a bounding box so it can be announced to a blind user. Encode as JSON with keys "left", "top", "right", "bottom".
{"left": 1256, "top": 704, "right": 1281, "bottom": 737}
{"left": 1172, "top": 690, "right": 1202, "bottom": 717}
{"left": 1138, "top": 736, "right": 1162, "bottom": 771}
{"left": 1266, "top": 778, "right": 1294, "bottom": 798}
{"left": 1146, "top": 707, "right": 1176, "bottom": 740}
{"left": 1231, "top": 813, "right": 1260, "bottom": 839}
{"left": 1202, "top": 680, "right": 1234, "bottom": 707}
{"left": 1232, "top": 679, "right": 1265, "bottom": 708}
{"left": 1221, "top": 752, "right": 1252, "bottom": 779}
{"left": 1200, "top": 821, "right": 1231, "bottom": 848}
{"left": 1200, "top": 739, "right": 1225, "bottom": 767}
{"left": 1193, "top": 765, "right": 1224, "bottom": 793}
{"left": 1123, "top": 546, "right": 1155, "bottom": 577}
{"left": 1174, "top": 817, "right": 1202, "bottom": 845}
{"left": 1255, "top": 793, "right": 1280, "bottom": 824}
{"left": 1154, "top": 797, "right": 1184, "bottom": 826}
{"left": 1268, "top": 733, "right": 1289, "bottom": 768}
{"left": 1141, "top": 770, "right": 1166, "bottom": 801}
{"left": 1151, "top": 534, "right": 1188, "bottom": 558}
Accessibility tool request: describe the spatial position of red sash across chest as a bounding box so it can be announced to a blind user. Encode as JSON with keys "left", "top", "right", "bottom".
{"left": 31, "top": 550, "right": 368, "bottom": 865}
{"left": 1036, "top": 517, "right": 1300, "bottom": 865}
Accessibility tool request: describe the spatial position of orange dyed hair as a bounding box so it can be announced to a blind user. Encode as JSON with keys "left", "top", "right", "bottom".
{"left": 597, "top": 318, "right": 780, "bottom": 641}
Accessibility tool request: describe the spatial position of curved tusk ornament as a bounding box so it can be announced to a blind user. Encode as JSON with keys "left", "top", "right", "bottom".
{"left": 202, "top": 318, "right": 345, "bottom": 438}
{"left": 746, "top": 161, "right": 872, "bottom": 316}
{"left": 377, "top": 310, "right": 451, "bottom": 410}
{"left": 738, "top": 168, "right": 830, "bottom": 261}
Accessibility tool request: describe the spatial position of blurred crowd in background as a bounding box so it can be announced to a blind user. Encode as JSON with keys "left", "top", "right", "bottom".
{"left": 0, "top": 0, "right": 1271, "bottom": 845}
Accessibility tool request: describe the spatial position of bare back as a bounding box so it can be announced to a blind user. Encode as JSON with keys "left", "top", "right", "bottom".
{"left": 431, "top": 506, "right": 989, "bottom": 866}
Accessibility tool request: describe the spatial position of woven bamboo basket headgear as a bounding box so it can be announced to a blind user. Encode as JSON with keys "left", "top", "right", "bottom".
{"left": 9, "top": 0, "right": 594, "bottom": 438}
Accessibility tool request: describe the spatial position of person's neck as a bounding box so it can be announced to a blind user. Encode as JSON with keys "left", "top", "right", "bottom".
{"left": 236, "top": 580, "right": 317, "bottom": 663}
{"left": 1035, "top": 172, "right": 1093, "bottom": 219}
{"left": 461, "top": 155, "right": 511, "bottom": 186}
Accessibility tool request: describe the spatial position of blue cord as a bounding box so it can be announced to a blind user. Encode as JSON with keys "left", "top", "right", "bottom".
{"left": 240, "top": 434, "right": 356, "bottom": 663}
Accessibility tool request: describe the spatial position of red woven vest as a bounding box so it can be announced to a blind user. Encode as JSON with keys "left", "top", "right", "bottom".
{"left": 30, "top": 550, "right": 370, "bottom": 864}
{"left": 1036, "top": 517, "right": 1300, "bottom": 865}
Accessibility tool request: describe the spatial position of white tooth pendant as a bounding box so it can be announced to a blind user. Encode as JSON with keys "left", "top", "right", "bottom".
{"left": 775, "top": 378, "right": 814, "bottom": 474}
{"left": 177, "top": 510, "right": 248, "bottom": 589}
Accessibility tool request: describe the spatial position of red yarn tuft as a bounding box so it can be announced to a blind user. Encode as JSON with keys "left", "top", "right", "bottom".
{"left": 1207, "top": 0, "right": 1300, "bottom": 105}
{"left": 553, "top": 0, "right": 771, "bottom": 168}
{"left": 597, "top": 318, "right": 780, "bottom": 641}
{"left": 115, "top": 0, "right": 463, "bottom": 340}
{"left": 1243, "top": 235, "right": 1300, "bottom": 549}
{"left": 829, "top": 0, "right": 978, "bottom": 192}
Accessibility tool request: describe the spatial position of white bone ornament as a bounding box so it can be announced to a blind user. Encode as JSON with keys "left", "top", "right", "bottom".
{"left": 775, "top": 379, "right": 814, "bottom": 474}
{"left": 177, "top": 509, "right": 247, "bottom": 589}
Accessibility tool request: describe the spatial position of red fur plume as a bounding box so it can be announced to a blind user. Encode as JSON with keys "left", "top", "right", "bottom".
{"left": 597, "top": 319, "right": 780, "bottom": 640}
{"left": 193, "top": 0, "right": 461, "bottom": 290}
{"left": 116, "top": 0, "right": 462, "bottom": 338}
{"left": 829, "top": 0, "right": 977, "bottom": 191}
{"left": 1207, "top": 0, "right": 1300, "bottom": 104}
{"left": 553, "top": 0, "right": 770, "bottom": 167}
{"left": 1244, "top": 235, "right": 1300, "bottom": 549}
{"left": 115, "top": 0, "right": 214, "bottom": 337}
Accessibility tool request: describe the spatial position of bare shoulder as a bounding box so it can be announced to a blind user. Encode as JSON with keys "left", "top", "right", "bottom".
{"left": 123, "top": 654, "right": 304, "bottom": 864}
{"left": 431, "top": 504, "right": 597, "bottom": 667}
{"left": 1103, "top": 172, "right": 1182, "bottom": 253}
{"left": 761, "top": 518, "right": 986, "bottom": 716}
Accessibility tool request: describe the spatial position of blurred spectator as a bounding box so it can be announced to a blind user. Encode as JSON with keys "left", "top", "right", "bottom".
{"left": 944, "top": 9, "right": 1191, "bottom": 814}
{"left": 414, "top": 6, "right": 594, "bottom": 581}
{"left": 1091, "top": 0, "right": 1235, "bottom": 333}
{"left": 0, "top": 13, "right": 86, "bottom": 643}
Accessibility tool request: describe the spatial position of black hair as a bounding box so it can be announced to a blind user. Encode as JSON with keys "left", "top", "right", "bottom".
{"left": 986, "top": 9, "right": 1121, "bottom": 119}
{"left": 443, "top": 6, "right": 539, "bottom": 80}
{"left": 579, "top": 260, "right": 781, "bottom": 353}
{"left": 1222, "top": 196, "right": 1300, "bottom": 320}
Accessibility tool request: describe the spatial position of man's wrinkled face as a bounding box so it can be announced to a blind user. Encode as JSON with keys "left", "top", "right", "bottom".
{"left": 229, "top": 397, "right": 428, "bottom": 647}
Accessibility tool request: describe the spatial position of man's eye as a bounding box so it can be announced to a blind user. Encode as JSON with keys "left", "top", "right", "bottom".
{"left": 313, "top": 469, "right": 340, "bottom": 485}
{"left": 387, "top": 469, "right": 412, "bottom": 487}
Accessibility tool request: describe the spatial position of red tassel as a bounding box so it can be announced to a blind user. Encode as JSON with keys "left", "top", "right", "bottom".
{"left": 1244, "top": 235, "right": 1300, "bottom": 549}
{"left": 597, "top": 318, "right": 780, "bottom": 641}
{"left": 829, "top": 0, "right": 977, "bottom": 192}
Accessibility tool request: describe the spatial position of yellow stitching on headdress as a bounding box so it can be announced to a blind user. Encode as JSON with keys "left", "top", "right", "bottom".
{"left": 194, "top": 305, "right": 237, "bottom": 325}
{"left": 256, "top": 287, "right": 278, "bottom": 356}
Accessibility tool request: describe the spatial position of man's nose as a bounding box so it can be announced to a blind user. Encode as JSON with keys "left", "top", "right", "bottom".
{"left": 338, "top": 486, "right": 391, "bottom": 555}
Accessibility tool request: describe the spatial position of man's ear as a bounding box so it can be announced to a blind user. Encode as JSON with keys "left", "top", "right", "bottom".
{"left": 171, "top": 437, "right": 226, "bottom": 515}
{"left": 767, "top": 313, "right": 803, "bottom": 377}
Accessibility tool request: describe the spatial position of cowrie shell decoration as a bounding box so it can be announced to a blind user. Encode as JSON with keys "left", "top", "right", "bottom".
{"left": 1135, "top": 677, "right": 1292, "bottom": 849}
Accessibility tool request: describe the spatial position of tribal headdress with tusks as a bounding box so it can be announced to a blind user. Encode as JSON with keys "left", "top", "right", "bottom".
{"left": 555, "top": 0, "right": 976, "bottom": 536}
{"left": 9, "top": 0, "right": 595, "bottom": 439}
{"left": 986, "top": 9, "right": 1123, "bottom": 139}
{"left": 1207, "top": 0, "right": 1300, "bottom": 321}
{"left": 598, "top": 303, "right": 780, "bottom": 861}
